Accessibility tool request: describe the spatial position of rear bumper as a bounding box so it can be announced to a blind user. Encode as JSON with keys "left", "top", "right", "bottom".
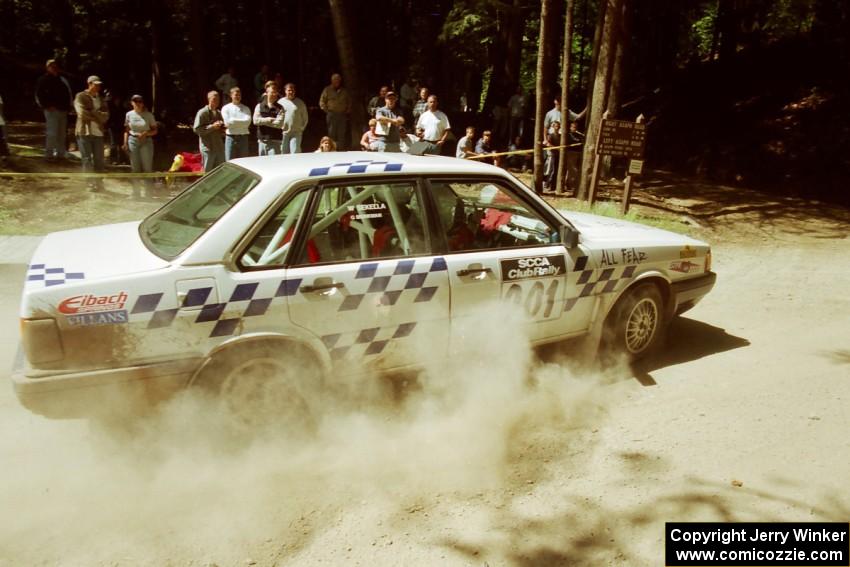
{"left": 671, "top": 271, "right": 717, "bottom": 315}
{"left": 11, "top": 348, "right": 202, "bottom": 419}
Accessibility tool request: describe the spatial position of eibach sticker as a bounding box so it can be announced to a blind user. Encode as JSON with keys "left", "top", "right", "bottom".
{"left": 59, "top": 291, "right": 130, "bottom": 327}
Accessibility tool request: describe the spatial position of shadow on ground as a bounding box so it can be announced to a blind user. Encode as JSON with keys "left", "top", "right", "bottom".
{"left": 537, "top": 316, "right": 749, "bottom": 388}
{"left": 634, "top": 317, "right": 750, "bottom": 385}
{"left": 436, "top": 462, "right": 848, "bottom": 566}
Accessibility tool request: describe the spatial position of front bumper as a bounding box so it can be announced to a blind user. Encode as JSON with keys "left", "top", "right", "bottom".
{"left": 11, "top": 348, "right": 202, "bottom": 419}
{"left": 671, "top": 271, "right": 717, "bottom": 315}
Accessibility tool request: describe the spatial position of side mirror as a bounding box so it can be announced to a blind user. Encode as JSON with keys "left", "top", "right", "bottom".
{"left": 560, "top": 225, "right": 579, "bottom": 248}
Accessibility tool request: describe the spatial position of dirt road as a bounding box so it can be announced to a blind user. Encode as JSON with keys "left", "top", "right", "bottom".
{"left": 0, "top": 197, "right": 848, "bottom": 566}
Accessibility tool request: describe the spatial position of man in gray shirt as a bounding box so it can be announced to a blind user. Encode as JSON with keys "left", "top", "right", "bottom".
{"left": 193, "top": 91, "right": 225, "bottom": 172}
{"left": 279, "top": 83, "right": 309, "bottom": 154}
{"left": 374, "top": 91, "right": 404, "bottom": 152}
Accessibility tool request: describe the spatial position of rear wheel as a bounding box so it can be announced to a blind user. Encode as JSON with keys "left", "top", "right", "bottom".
{"left": 193, "top": 340, "right": 323, "bottom": 433}
{"left": 602, "top": 283, "right": 666, "bottom": 364}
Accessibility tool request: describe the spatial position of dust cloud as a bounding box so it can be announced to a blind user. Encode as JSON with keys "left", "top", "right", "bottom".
{"left": 0, "top": 304, "right": 622, "bottom": 565}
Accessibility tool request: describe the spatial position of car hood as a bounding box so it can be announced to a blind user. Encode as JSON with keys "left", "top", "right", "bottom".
{"left": 25, "top": 222, "right": 169, "bottom": 290}
{"left": 557, "top": 209, "right": 706, "bottom": 247}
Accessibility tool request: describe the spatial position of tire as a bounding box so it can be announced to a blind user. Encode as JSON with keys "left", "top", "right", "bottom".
{"left": 601, "top": 283, "right": 666, "bottom": 364}
{"left": 193, "top": 340, "right": 323, "bottom": 433}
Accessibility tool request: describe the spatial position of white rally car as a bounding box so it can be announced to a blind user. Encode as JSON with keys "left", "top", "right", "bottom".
{"left": 13, "top": 153, "right": 715, "bottom": 418}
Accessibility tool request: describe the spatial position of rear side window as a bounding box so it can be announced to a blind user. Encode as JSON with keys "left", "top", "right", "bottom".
{"left": 141, "top": 164, "right": 260, "bottom": 259}
{"left": 294, "top": 182, "right": 427, "bottom": 265}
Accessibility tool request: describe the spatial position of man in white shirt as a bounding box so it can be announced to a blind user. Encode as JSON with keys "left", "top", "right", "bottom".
{"left": 415, "top": 95, "right": 451, "bottom": 155}
{"left": 278, "top": 83, "right": 309, "bottom": 154}
{"left": 221, "top": 87, "right": 252, "bottom": 160}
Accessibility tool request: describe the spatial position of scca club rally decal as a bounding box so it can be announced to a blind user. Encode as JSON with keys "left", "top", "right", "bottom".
{"left": 500, "top": 255, "right": 566, "bottom": 281}
{"left": 59, "top": 292, "right": 129, "bottom": 327}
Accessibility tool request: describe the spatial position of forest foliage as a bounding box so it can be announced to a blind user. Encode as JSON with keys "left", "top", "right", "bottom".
{"left": 1, "top": 0, "right": 847, "bottom": 200}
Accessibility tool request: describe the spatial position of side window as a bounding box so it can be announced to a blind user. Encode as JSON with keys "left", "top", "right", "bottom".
{"left": 240, "top": 190, "right": 310, "bottom": 268}
{"left": 429, "top": 180, "right": 559, "bottom": 252}
{"left": 294, "top": 182, "right": 427, "bottom": 265}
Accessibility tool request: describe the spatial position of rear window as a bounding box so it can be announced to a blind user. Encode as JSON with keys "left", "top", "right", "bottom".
{"left": 140, "top": 164, "right": 260, "bottom": 259}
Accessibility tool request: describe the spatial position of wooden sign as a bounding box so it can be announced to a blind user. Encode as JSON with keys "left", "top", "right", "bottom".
{"left": 597, "top": 119, "right": 646, "bottom": 159}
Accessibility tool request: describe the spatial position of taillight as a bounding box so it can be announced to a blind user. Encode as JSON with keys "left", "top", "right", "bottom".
{"left": 21, "top": 318, "right": 65, "bottom": 364}
{"left": 705, "top": 249, "right": 712, "bottom": 272}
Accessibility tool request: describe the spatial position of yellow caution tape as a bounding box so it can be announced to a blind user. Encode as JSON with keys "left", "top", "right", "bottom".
{"left": 465, "top": 142, "right": 583, "bottom": 160}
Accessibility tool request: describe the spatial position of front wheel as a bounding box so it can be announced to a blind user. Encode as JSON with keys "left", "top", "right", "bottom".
{"left": 601, "top": 283, "right": 666, "bottom": 364}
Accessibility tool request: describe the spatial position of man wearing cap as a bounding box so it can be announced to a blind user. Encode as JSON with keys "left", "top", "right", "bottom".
{"left": 193, "top": 91, "right": 226, "bottom": 171}
{"left": 35, "top": 59, "right": 73, "bottom": 161}
{"left": 374, "top": 91, "right": 404, "bottom": 153}
{"left": 74, "top": 75, "right": 110, "bottom": 192}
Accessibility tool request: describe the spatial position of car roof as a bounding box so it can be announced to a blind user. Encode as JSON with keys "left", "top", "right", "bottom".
{"left": 229, "top": 151, "right": 503, "bottom": 183}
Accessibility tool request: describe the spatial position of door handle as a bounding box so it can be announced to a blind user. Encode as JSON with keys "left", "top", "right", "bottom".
{"left": 457, "top": 265, "right": 492, "bottom": 277}
{"left": 301, "top": 280, "right": 345, "bottom": 293}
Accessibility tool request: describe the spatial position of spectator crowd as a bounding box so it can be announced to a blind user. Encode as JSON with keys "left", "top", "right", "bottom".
{"left": 11, "top": 59, "right": 587, "bottom": 198}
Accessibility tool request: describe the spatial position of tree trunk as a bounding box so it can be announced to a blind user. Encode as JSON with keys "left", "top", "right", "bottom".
{"left": 577, "top": 0, "right": 590, "bottom": 95}
{"left": 717, "top": 0, "right": 737, "bottom": 63}
{"left": 533, "top": 0, "right": 556, "bottom": 194}
{"left": 584, "top": 0, "right": 606, "bottom": 127}
{"left": 189, "top": 0, "right": 209, "bottom": 100}
{"left": 328, "top": 0, "right": 367, "bottom": 149}
{"left": 261, "top": 0, "right": 272, "bottom": 64}
{"left": 578, "top": 0, "right": 621, "bottom": 200}
{"left": 297, "top": 0, "right": 306, "bottom": 90}
{"left": 602, "top": 0, "right": 628, "bottom": 177}
{"left": 150, "top": 0, "right": 167, "bottom": 116}
{"left": 53, "top": 1, "right": 78, "bottom": 75}
{"left": 505, "top": 0, "right": 525, "bottom": 90}
{"left": 556, "top": 0, "right": 575, "bottom": 194}
{"left": 485, "top": 0, "right": 524, "bottom": 111}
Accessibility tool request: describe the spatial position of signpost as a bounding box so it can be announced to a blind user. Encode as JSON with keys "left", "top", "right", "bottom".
{"left": 587, "top": 113, "right": 646, "bottom": 213}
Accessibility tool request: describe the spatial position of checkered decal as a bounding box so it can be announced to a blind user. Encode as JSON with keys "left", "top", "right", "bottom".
{"left": 309, "top": 159, "right": 403, "bottom": 177}
{"left": 130, "top": 278, "right": 302, "bottom": 338}
{"left": 564, "top": 259, "right": 636, "bottom": 312}
{"left": 126, "top": 257, "right": 445, "bottom": 338}
{"left": 26, "top": 264, "right": 85, "bottom": 287}
{"left": 335, "top": 257, "right": 447, "bottom": 312}
{"left": 321, "top": 322, "right": 417, "bottom": 361}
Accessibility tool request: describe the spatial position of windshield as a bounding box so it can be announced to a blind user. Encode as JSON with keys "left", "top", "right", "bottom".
{"left": 140, "top": 164, "right": 260, "bottom": 259}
